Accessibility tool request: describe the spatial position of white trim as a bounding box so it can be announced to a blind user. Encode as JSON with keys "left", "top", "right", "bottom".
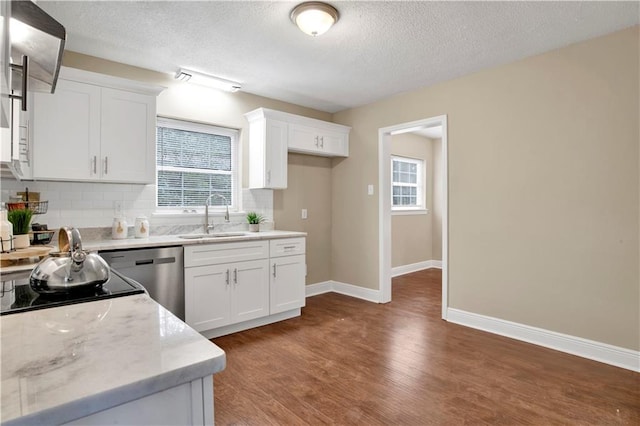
{"left": 60, "top": 66, "right": 165, "bottom": 95}
{"left": 305, "top": 281, "right": 333, "bottom": 297}
{"left": 391, "top": 209, "right": 428, "bottom": 216}
{"left": 199, "top": 309, "right": 301, "bottom": 339}
{"left": 379, "top": 115, "right": 449, "bottom": 318}
{"left": 391, "top": 260, "right": 441, "bottom": 277}
{"left": 306, "top": 281, "right": 381, "bottom": 304}
{"left": 447, "top": 308, "right": 640, "bottom": 372}
{"left": 332, "top": 281, "right": 381, "bottom": 303}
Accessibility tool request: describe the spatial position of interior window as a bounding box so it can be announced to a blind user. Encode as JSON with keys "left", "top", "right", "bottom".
{"left": 391, "top": 155, "right": 425, "bottom": 210}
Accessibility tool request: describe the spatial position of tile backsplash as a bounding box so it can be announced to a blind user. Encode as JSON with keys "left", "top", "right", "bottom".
{"left": 0, "top": 179, "right": 273, "bottom": 233}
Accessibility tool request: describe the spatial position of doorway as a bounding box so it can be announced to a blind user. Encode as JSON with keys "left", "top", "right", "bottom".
{"left": 378, "top": 116, "right": 448, "bottom": 319}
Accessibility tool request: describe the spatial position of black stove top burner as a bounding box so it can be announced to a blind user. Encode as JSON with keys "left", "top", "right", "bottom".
{"left": 0, "top": 269, "right": 146, "bottom": 315}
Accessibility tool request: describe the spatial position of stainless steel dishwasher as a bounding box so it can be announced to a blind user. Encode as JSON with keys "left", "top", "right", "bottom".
{"left": 100, "top": 246, "right": 185, "bottom": 320}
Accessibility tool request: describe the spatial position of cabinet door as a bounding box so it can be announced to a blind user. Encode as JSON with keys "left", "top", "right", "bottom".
{"left": 100, "top": 88, "right": 156, "bottom": 183}
{"left": 185, "top": 264, "right": 231, "bottom": 332}
{"left": 317, "top": 130, "right": 348, "bottom": 157}
{"left": 270, "top": 254, "right": 306, "bottom": 314}
{"left": 248, "top": 118, "right": 287, "bottom": 189}
{"left": 32, "top": 79, "right": 101, "bottom": 180}
{"left": 263, "top": 119, "right": 288, "bottom": 188}
{"left": 231, "top": 259, "right": 270, "bottom": 323}
{"left": 288, "top": 123, "right": 318, "bottom": 153}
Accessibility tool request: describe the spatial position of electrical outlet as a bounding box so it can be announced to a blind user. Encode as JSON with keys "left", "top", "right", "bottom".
{"left": 113, "top": 201, "right": 123, "bottom": 217}
{"left": 301, "top": 209, "right": 308, "bottom": 219}
{"left": 368, "top": 184, "right": 374, "bottom": 195}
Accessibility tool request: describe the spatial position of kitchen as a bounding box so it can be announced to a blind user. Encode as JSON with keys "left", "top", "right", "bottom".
{"left": 1, "top": 1, "right": 639, "bottom": 425}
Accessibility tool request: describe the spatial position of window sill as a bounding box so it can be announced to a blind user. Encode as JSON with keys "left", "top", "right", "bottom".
{"left": 391, "top": 209, "right": 428, "bottom": 216}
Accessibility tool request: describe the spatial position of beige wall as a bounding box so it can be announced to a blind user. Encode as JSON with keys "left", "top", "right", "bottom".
{"left": 333, "top": 27, "right": 639, "bottom": 350}
{"left": 390, "top": 133, "right": 433, "bottom": 267}
{"left": 61, "top": 52, "right": 333, "bottom": 283}
{"left": 273, "top": 154, "right": 332, "bottom": 284}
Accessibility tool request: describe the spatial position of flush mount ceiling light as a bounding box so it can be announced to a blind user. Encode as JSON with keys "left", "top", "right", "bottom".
{"left": 175, "top": 68, "right": 241, "bottom": 92}
{"left": 290, "top": 2, "right": 339, "bottom": 37}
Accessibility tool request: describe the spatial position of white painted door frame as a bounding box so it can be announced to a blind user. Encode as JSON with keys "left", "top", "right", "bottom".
{"left": 378, "top": 115, "right": 449, "bottom": 319}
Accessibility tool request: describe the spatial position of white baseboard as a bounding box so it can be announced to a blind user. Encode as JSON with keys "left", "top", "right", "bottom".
{"left": 305, "top": 281, "right": 333, "bottom": 297}
{"left": 306, "top": 280, "right": 381, "bottom": 303}
{"left": 391, "top": 259, "right": 442, "bottom": 277}
{"left": 447, "top": 308, "right": 640, "bottom": 372}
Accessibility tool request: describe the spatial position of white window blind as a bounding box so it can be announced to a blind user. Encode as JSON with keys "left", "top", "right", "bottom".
{"left": 392, "top": 155, "right": 424, "bottom": 210}
{"left": 156, "top": 117, "right": 238, "bottom": 209}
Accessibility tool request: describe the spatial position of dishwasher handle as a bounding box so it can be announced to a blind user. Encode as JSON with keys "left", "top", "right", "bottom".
{"left": 133, "top": 256, "right": 176, "bottom": 266}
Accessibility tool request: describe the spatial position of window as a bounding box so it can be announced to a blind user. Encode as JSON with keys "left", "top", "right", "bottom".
{"left": 156, "top": 117, "right": 239, "bottom": 210}
{"left": 391, "top": 155, "right": 425, "bottom": 211}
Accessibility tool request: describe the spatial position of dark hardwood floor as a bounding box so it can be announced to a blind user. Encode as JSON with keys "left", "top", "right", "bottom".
{"left": 211, "top": 269, "right": 640, "bottom": 425}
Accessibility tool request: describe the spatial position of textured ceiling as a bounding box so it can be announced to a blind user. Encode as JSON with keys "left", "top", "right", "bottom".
{"left": 38, "top": 1, "right": 639, "bottom": 113}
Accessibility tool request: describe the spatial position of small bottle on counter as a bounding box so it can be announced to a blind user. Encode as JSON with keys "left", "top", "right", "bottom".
{"left": 112, "top": 216, "right": 128, "bottom": 240}
{"left": 0, "top": 209, "right": 14, "bottom": 252}
{"left": 134, "top": 216, "right": 149, "bottom": 238}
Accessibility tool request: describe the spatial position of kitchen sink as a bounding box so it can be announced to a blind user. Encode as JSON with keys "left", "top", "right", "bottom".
{"left": 177, "top": 232, "right": 249, "bottom": 239}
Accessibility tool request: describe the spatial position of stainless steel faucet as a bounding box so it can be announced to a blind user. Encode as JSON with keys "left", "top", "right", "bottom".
{"left": 205, "top": 194, "right": 230, "bottom": 234}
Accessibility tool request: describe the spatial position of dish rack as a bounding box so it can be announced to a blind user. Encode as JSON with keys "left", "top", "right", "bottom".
{"left": 6, "top": 200, "right": 48, "bottom": 215}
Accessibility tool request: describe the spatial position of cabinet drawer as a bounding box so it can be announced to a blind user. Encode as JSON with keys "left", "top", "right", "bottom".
{"left": 185, "top": 240, "right": 269, "bottom": 268}
{"left": 269, "top": 238, "right": 306, "bottom": 258}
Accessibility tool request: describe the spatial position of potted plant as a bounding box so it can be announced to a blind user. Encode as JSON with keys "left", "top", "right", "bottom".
{"left": 246, "top": 212, "right": 265, "bottom": 232}
{"left": 8, "top": 208, "right": 33, "bottom": 249}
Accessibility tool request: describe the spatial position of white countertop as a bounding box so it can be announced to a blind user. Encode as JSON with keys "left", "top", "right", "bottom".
{"left": 85, "top": 229, "right": 306, "bottom": 252}
{"left": 0, "top": 294, "right": 226, "bottom": 425}
{"left": 0, "top": 230, "right": 307, "bottom": 274}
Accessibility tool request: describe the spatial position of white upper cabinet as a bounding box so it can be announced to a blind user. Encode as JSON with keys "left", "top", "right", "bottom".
{"left": 288, "top": 123, "right": 348, "bottom": 157}
{"left": 31, "top": 67, "right": 163, "bottom": 183}
{"left": 245, "top": 108, "right": 288, "bottom": 189}
{"left": 244, "top": 108, "right": 351, "bottom": 189}
{"left": 100, "top": 88, "right": 156, "bottom": 183}
{"left": 33, "top": 79, "right": 101, "bottom": 181}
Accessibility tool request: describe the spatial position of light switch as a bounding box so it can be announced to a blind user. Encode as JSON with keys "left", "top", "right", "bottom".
{"left": 301, "top": 209, "right": 308, "bottom": 219}
{"left": 368, "top": 185, "right": 374, "bottom": 195}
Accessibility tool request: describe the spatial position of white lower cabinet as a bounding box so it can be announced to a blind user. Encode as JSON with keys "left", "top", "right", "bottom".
{"left": 63, "top": 378, "right": 213, "bottom": 426}
{"left": 271, "top": 254, "right": 306, "bottom": 314}
{"left": 184, "top": 237, "right": 306, "bottom": 337}
{"left": 184, "top": 259, "right": 270, "bottom": 332}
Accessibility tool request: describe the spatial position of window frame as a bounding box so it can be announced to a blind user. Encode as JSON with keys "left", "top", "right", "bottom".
{"left": 155, "top": 116, "right": 241, "bottom": 214}
{"left": 391, "top": 155, "right": 427, "bottom": 214}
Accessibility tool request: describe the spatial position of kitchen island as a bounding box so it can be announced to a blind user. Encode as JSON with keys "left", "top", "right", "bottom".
{"left": 0, "top": 293, "right": 226, "bottom": 425}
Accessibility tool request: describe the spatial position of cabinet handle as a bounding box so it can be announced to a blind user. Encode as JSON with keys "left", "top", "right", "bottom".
{"left": 283, "top": 245, "right": 296, "bottom": 250}
{"left": 104, "top": 156, "right": 108, "bottom": 174}
{"left": 233, "top": 268, "right": 238, "bottom": 284}
{"left": 273, "top": 263, "right": 277, "bottom": 278}
{"left": 267, "top": 170, "right": 271, "bottom": 185}
{"left": 92, "top": 156, "right": 97, "bottom": 174}
{"left": 225, "top": 269, "right": 230, "bottom": 285}
{"left": 9, "top": 56, "right": 28, "bottom": 111}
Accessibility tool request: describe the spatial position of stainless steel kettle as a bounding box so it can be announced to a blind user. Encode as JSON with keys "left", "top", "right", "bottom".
{"left": 30, "top": 227, "right": 111, "bottom": 293}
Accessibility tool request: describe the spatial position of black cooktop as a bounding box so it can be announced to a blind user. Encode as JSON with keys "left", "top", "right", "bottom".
{"left": 0, "top": 269, "right": 146, "bottom": 315}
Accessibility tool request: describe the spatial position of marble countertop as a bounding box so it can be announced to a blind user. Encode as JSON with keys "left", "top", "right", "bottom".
{"left": 0, "top": 230, "right": 307, "bottom": 274}
{"left": 86, "top": 230, "right": 307, "bottom": 252}
{"left": 0, "top": 294, "right": 226, "bottom": 425}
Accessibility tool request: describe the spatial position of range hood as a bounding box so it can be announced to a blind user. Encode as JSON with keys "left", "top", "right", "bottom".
{"left": 10, "top": 0, "right": 65, "bottom": 95}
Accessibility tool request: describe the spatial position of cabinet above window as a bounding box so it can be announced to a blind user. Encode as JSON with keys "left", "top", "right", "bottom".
{"left": 244, "top": 108, "right": 350, "bottom": 189}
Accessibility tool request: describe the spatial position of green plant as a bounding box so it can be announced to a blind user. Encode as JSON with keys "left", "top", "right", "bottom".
{"left": 246, "top": 212, "right": 265, "bottom": 225}
{"left": 8, "top": 208, "right": 33, "bottom": 235}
